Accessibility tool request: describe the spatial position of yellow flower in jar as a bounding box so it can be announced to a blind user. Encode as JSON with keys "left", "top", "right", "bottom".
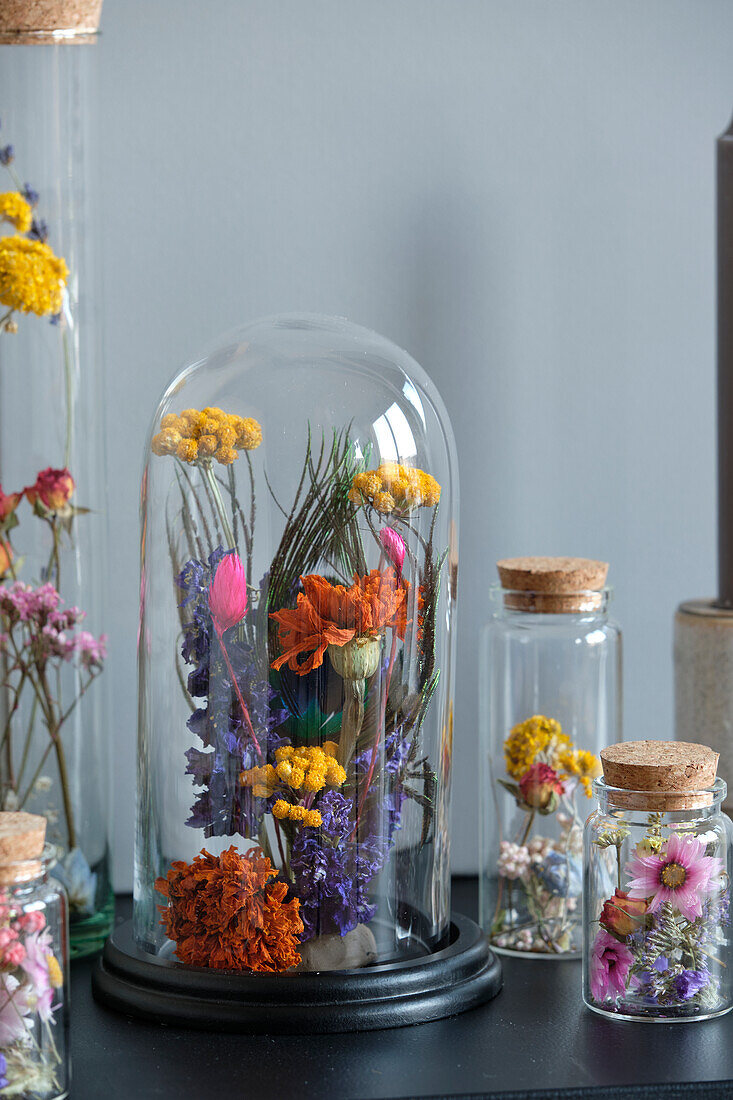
{"left": 150, "top": 406, "right": 262, "bottom": 466}
{"left": 0, "top": 236, "right": 68, "bottom": 318}
{"left": 0, "top": 192, "right": 32, "bottom": 234}
{"left": 348, "top": 463, "right": 441, "bottom": 513}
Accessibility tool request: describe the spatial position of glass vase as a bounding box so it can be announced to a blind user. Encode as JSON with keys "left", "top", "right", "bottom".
{"left": 0, "top": 22, "right": 111, "bottom": 957}
{"left": 479, "top": 557, "right": 622, "bottom": 957}
{"left": 584, "top": 743, "right": 733, "bottom": 1022}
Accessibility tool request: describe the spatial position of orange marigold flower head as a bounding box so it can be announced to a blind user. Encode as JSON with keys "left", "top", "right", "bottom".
{"left": 272, "top": 799, "right": 291, "bottom": 819}
{"left": 303, "top": 810, "right": 323, "bottom": 828}
{"left": 177, "top": 438, "right": 199, "bottom": 463}
{"left": 274, "top": 745, "right": 293, "bottom": 763}
{"left": 353, "top": 472, "right": 371, "bottom": 491}
{"left": 289, "top": 767, "right": 305, "bottom": 790}
{"left": 347, "top": 487, "right": 363, "bottom": 505}
{"left": 270, "top": 568, "right": 406, "bottom": 676}
{"left": 155, "top": 846, "right": 302, "bottom": 972}
{"left": 160, "top": 413, "right": 181, "bottom": 431}
{"left": 276, "top": 760, "right": 293, "bottom": 782}
{"left": 322, "top": 740, "right": 339, "bottom": 758}
{"left": 202, "top": 406, "right": 224, "bottom": 420}
{"left": 288, "top": 804, "right": 307, "bottom": 821}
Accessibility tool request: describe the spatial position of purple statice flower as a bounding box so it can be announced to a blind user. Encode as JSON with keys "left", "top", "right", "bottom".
{"left": 178, "top": 550, "right": 287, "bottom": 840}
{"left": 49, "top": 312, "right": 62, "bottom": 326}
{"left": 0, "top": 145, "right": 13, "bottom": 167}
{"left": 28, "top": 217, "right": 48, "bottom": 242}
{"left": 21, "top": 183, "right": 39, "bottom": 206}
{"left": 674, "top": 969, "right": 710, "bottom": 1001}
{"left": 0, "top": 1051, "right": 7, "bottom": 1088}
{"left": 290, "top": 826, "right": 385, "bottom": 940}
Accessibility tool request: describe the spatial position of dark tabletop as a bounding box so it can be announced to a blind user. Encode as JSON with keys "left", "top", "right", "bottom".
{"left": 70, "top": 879, "right": 733, "bottom": 1100}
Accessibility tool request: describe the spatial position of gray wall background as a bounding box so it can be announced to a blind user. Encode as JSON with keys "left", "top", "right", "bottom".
{"left": 95, "top": 0, "right": 731, "bottom": 888}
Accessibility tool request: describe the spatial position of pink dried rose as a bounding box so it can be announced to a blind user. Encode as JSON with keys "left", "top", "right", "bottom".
{"left": 25, "top": 467, "right": 75, "bottom": 513}
{"left": 519, "top": 762, "right": 564, "bottom": 811}
{"left": 208, "top": 552, "right": 248, "bottom": 635}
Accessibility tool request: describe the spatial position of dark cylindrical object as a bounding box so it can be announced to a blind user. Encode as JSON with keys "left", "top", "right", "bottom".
{"left": 718, "top": 116, "right": 733, "bottom": 606}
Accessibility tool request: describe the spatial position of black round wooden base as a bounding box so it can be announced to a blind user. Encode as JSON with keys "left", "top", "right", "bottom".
{"left": 92, "top": 913, "right": 502, "bottom": 1033}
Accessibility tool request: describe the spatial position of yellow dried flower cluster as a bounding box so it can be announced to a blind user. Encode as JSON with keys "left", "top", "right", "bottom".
{"left": 272, "top": 801, "right": 323, "bottom": 828}
{"left": 151, "top": 406, "right": 262, "bottom": 467}
{"left": 348, "top": 463, "right": 441, "bottom": 513}
{"left": 273, "top": 743, "right": 346, "bottom": 793}
{"left": 557, "top": 747, "right": 601, "bottom": 797}
{"left": 240, "top": 743, "right": 346, "bottom": 830}
{"left": 503, "top": 714, "right": 570, "bottom": 780}
{"left": 0, "top": 192, "right": 32, "bottom": 234}
{"left": 240, "top": 764, "right": 279, "bottom": 799}
{"left": 0, "top": 236, "right": 68, "bottom": 317}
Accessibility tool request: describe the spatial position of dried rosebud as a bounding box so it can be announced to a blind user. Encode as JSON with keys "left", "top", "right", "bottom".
{"left": 518, "top": 762, "right": 564, "bottom": 812}
{"left": 0, "top": 485, "right": 21, "bottom": 523}
{"left": 599, "top": 888, "right": 649, "bottom": 940}
{"left": 25, "top": 467, "right": 75, "bottom": 513}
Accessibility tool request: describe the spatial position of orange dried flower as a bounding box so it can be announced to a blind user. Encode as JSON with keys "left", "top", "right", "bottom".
{"left": 270, "top": 568, "right": 408, "bottom": 676}
{"left": 155, "top": 846, "right": 303, "bottom": 972}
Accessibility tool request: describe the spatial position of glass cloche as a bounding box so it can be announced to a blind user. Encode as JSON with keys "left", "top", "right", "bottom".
{"left": 134, "top": 314, "right": 459, "bottom": 975}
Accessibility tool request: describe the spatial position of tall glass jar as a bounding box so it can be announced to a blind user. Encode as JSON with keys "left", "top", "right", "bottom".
{"left": 0, "top": 2, "right": 111, "bottom": 958}
{"left": 0, "top": 811, "right": 70, "bottom": 1098}
{"left": 583, "top": 741, "right": 732, "bottom": 1022}
{"left": 479, "top": 556, "right": 622, "bottom": 957}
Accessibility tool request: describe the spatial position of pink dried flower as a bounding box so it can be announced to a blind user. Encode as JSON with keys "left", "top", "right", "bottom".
{"left": 16, "top": 911, "right": 44, "bottom": 933}
{"left": 625, "top": 833, "right": 723, "bottom": 923}
{"left": 0, "top": 928, "right": 18, "bottom": 953}
{"left": 589, "top": 929, "right": 634, "bottom": 1003}
{"left": 379, "top": 527, "right": 406, "bottom": 579}
{"left": 20, "top": 929, "right": 54, "bottom": 1021}
{"left": 2, "top": 942, "right": 25, "bottom": 968}
{"left": 208, "top": 552, "right": 248, "bottom": 634}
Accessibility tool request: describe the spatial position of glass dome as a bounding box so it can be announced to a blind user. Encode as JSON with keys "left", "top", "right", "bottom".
{"left": 134, "top": 314, "right": 458, "bottom": 974}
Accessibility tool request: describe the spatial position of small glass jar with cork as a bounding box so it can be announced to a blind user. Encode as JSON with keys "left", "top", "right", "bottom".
{"left": 479, "top": 556, "right": 621, "bottom": 957}
{"left": 583, "top": 740, "right": 732, "bottom": 1022}
{"left": 0, "top": 812, "right": 69, "bottom": 1097}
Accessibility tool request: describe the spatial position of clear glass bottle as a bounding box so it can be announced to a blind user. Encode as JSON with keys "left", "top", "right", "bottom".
{"left": 0, "top": 812, "right": 69, "bottom": 1098}
{"left": 583, "top": 741, "right": 732, "bottom": 1022}
{"left": 0, "top": 6, "right": 112, "bottom": 958}
{"left": 479, "top": 557, "right": 622, "bottom": 957}
{"left": 135, "top": 314, "right": 458, "bottom": 973}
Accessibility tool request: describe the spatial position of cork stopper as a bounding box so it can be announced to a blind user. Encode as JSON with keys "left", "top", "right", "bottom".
{"left": 600, "top": 740, "right": 720, "bottom": 811}
{"left": 0, "top": 812, "right": 46, "bottom": 885}
{"left": 0, "top": 0, "right": 102, "bottom": 44}
{"left": 496, "top": 556, "right": 609, "bottom": 613}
